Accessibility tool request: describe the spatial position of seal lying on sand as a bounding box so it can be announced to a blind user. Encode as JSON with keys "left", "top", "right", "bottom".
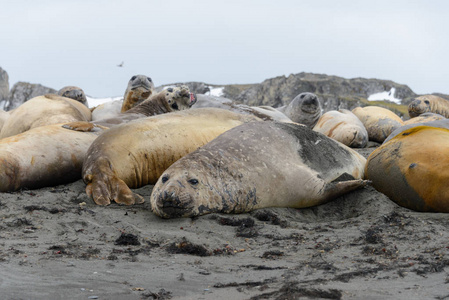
{"left": 91, "top": 75, "right": 155, "bottom": 120}
{"left": 151, "top": 121, "right": 368, "bottom": 218}
{"left": 352, "top": 106, "right": 404, "bottom": 143}
{"left": 58, "top": 86, "right": 88, "bottom": 107}
{"left": 0, "top": 86, "right": 196, "bottom": 192}
{"left": 408, "top": 95, "right": 449, "bottom": 118}
{"left": 366, "top": 125, "right": 449, "bottom": 212}
{"left": 0, "top": 94, "right": 92, "bottom": 138}
{"left": 313, "top": 109, "right": 368, "bottom": 148}
{"left": 277, "top": 92, "right": 322, "bottom": 128}
{"left": 82, "top": 108, "right": 261, "bottom": 205}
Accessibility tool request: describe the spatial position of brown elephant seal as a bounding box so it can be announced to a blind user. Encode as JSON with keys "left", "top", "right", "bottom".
{"left": 58, "top": 86, "right": 88, "bottom": 106}
{"left": 408, "top": 95, "right": 449, "bottom": 118}
{"left": 366, "top": 125, "right": 449, "bottom": 212}
{"left": 121, "top": 75, "right": 155, "bottom": 112}
{"left": 0, "top": 124, "right": 99, "bottom": 192}
{"left": 0, "top": 94, "right": 92, "bottom": 138}
{"left": 277, "top": 92, "right": 322, "bottom": 128}
{"left": 151, "top": 121, "right": 368, "bottom": 218}
{"left": 82, "top": 108, "right": 261, "bottom": 206}
{"left": 352, "top": 106, "right": 404, "bottom": 143}
{"left": 91, "top": 75, "right": 155, "bottom": 120}
{"left": 403, "top": 112, "right": 445, "bottom": 125}
{"left": 313, "top": 109, "right": 368, "bottom": 148}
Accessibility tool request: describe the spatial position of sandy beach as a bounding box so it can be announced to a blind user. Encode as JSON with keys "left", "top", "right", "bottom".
{"left": 1, "top": 146, "right": 449, "bottom": 299}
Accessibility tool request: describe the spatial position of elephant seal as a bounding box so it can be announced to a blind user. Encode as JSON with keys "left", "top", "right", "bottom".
{"left": 403, "top": 112, "right": 445, "bottom": 125}
{"left": 366, "top": 125, "right": 449, "bottom": 212}
{"left": 277, "top": 92, "right": 322, "bottom": 128}
{"left": 151, "top": 121, "right": 368, "bottom": 218}
{"left": 58, "top": 86, "right": 88, "bottom": 106}
{"left": 0, "top": 94, "right": 92, "bottom": 138}
{"left": 82, "top": 108, "right": 261, "bottom": 205}
{"left": 91, "top": 75, "right": 155, "bottom": 120}
{"left": 352, "top": 106, "right": 404, "bottom": 143}
{"left": 313, "top": 109, "right": 368, "bottom": 148}
{"left": 0, "top": 124, "right": 99, "bottom": 192}
{"left": 383, "top": 119, "right": 449, "bottom": 144}
{"left": 408, "top": 95, "right": 449, "bottom": 118}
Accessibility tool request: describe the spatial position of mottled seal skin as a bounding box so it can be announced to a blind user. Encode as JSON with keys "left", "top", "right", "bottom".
{"left": 352, "top": 106, "right": 404, "bottom": 143}
{"left": 151, "top": 122, "right": 368, "bottom": 218}
{"left": 0, "top": 94, "right": 92, "bottom": 139}
{"left": 403, "top": 112, "right": 445, "bottom": 125}
{"left": 58, "top": 86, "right": 88, "bottom": 107}
{"left": 313, "top": 109, "right": 368, "bottom": 148}
{"left": 0, "top": 124, "right": 98, "bottom": 192}
{"left": 121, "top": 75, "right": 155, "bottom": 112}
{"left": 277, "top": 92, "right": 322, "bottom": 128}
{"left": 366, "top": 125, "right": 449, "bottom": 212}
{"left": 82, "top": 108, "right": 261, "bottom": 206}
{"left": 408, "top": 95, "right": 449, "bottom": 118}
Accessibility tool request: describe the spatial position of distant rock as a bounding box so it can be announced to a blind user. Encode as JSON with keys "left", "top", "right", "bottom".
{"left": 0, "top": 67, "right": 8, "bottom": 102}
{"left": 5, "top": 82, "right": 56, "bottom": 111}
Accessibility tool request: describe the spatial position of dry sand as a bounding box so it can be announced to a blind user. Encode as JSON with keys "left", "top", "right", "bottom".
{"left": 1, "top": 146, "right": 449, "bottom": 299}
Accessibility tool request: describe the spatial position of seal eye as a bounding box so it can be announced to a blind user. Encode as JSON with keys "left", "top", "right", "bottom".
{"left": 147, "top": 77, "right": 152, "bottom": 82}
{"left": 161, "top": 175, "right": 169, "bottom": 184}
{"left": 424, "top": 100, "right": 430, "bottom": 105}
{"left": 131, "top": 76, "right": 137, "bottom": 81}
{"left": 171, "top": 102, "right": 179, "bottom": 110}
{"left": 188, "top": 179, "right": 198, "bottom": 185}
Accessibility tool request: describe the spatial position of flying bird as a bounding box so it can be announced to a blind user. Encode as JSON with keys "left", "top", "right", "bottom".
{"left": 117, "top": 61, "right": 124, "bottom": 67}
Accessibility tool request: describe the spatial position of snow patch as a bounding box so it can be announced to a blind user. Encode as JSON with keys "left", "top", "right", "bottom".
{"left": 368, "top": 88, "right": 401, "bottom": 104}
{"left": 207, "top": 86, "right": 224, "bottom": 97}
{"left": 87, "top": 96, "right": 123, "bottom": 108}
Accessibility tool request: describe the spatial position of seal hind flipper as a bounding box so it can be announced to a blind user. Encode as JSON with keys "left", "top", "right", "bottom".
{"left": 320, "top": 179, "right": 371, "bottom": 203}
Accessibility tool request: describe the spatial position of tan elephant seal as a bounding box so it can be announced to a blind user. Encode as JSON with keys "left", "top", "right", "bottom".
{"left": 383, "top": 119, "right": 449, "bottom": 144}
{"left": 82, "top": 108, "right": 261, "bottom": 206}
{"left": 313, "top": 109, "right": 368, "bottom": 148}
{"left": 151, "top": 121, "right": 368, "bottom": 218}
{"left": 366, "top": 125, "right": 449, "bottom": 212}
{"left": 58, "top": 86, "right": 88, "bottom": 106}
{"left": 352, "top": 106, "right": 404, "bottom": 143}
{"left": 277, "top": 92, "right": 322, "bottom": 128}
{"left": 0, "top": 86, "right": 197, "bottom": 192}
{"left": 0, "top": 94, "right": 92, "bottom": 138}
{"left": 91, "top": 75, "right": 155, "bottom": 120}
{"left": 408, "top": 95, "right": 449, "bottom": 118}
{"left": 403, "top": 112, "right": 445, "bottom": 125}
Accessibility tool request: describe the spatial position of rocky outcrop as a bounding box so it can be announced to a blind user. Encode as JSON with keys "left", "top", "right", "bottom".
{"left": 0, "top": 67, "right": 8, "bottom": 102}
{"left": 5, "top": 82, "right": 57, "bottom": 111}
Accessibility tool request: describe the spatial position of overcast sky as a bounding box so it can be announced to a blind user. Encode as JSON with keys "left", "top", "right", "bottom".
{"left": 1, "top": 0, "right": 448, "bottom": 97}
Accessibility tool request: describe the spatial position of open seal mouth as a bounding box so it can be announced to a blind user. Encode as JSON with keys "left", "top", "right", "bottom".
{"left": 189, "top": 93, "right": 197, "bottom": 107}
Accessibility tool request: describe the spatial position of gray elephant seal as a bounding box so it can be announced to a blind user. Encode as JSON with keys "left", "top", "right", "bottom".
{"left": 151, "top": 121, "right": 368, "bottom": 218}
{"left": 313, "top": 109, "right": 368, "bottom": 148}
{"left": 277, "top": 92, "right": 322, "bottom": 128}
{"left": 408, "top": 95, "right": 449, "bottom": 118}
{"left": 58, "top": 86, "right": 88, "bottom": 106}
{"left": 82, "top": 108, "right": 261, "bottom": 205}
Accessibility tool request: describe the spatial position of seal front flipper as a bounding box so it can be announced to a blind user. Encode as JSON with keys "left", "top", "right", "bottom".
{"left": 62, "top": 121, "right": 109, "bottom": 132}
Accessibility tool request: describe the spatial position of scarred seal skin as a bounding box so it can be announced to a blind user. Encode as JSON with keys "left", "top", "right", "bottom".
{"left": 151, "top": 121, "right": 368, "bottom": 218}
{"left": 366, "top": 125, "right": 449, "bottom": 212}
{"left": 408, "top": 95, "right": 449, "bottom": 118}
{"left": 352, "top": 106, "right": 404, "bottom": 143}
{"left": 82, "top": 108, "right": 261, "bottom": 206}
{"left": 313, "top": 109, "right": 368, "bottom": 148}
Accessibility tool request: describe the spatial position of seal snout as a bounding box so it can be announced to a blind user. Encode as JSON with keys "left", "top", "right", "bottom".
{"left": 154, "top": 190, "right": 193, "bottom": 218}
